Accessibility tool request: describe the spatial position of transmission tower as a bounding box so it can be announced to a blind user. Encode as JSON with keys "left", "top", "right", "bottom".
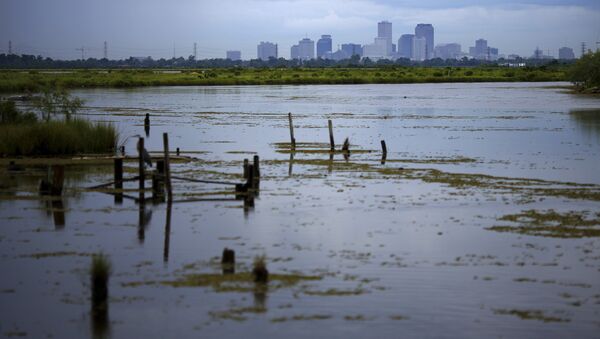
{"left": 76, "top": 46, "right": 85, "bottom": 60}
{"left": 8, "top": 40, "right": 12, "bottom": 54}
{"left": 103, "top": 41, "right": 108, "bottom": 59}
{"left": 173, "top": 43, "right": 176, "bottom": 59}
{"left": 193, "top": 42, "right": 197, "bottom": 59}
{"left": 581, "top": 42, "right": 586, "bottom": 57}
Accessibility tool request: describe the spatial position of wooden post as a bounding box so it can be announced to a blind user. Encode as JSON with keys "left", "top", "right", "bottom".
{"left": 163, "top": 133, "right": 173, "bottom": 202}
{"left": 138, "top": 137, "right": 145, "bottom": 204}
{"left": 288, "top": 112, "right": 296, "bottom": 150}
{"left": 246, "top": 164, "right": 254, "bottom": 189}
{"left": 381, "top": 140, "right": 387, "bottom": 165}
{"left": 243, "top": 158, "right": 249, "bottom": 179}
{"left": 328, "top": 119, "right": 334, "bottom": 152}
{"left": 253, "top": 155, "right": 260, "bottom": 179}
{"left": 114, "top": 158, "right": 123, "bottom": 204}
{"left": 176, "top": 147, "right": 180, "bottom": 156}
{"left": 51, "top": 165, "right": 64, "bottom": 196}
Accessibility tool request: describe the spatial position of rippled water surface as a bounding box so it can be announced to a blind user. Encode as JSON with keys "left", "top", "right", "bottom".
{"left": 1, "top": 82, "right": 600, "bottom": 338}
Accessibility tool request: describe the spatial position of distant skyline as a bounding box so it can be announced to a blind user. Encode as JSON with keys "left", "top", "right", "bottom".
{"left": 1, "top": 0, "right": 599, "bottom": 60}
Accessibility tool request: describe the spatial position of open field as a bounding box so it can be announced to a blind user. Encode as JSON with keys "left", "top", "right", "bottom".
{"left": 0, "top": 66, "right": 567, "bottom": 92}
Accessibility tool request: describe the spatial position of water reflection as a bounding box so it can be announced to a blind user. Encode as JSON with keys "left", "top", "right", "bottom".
{"left": 570, "top": 109, "right": 600, "bottom": 139}
{"left": 163, "top": 202, "right": 172, "bottom": 263}
{"left": 137, "top": 204, "right": 152, "bottom": 243}
{"left": 288, "top": 153, "right": 294, "bottom": 176}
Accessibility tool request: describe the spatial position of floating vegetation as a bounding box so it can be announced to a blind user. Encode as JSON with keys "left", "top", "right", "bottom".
{"left": 209, "top": 306, "right": 266, "bottom": 322}
{"left": 20, "top": 251, "right": 91, "bottom": 259}
{"left": 304, "top": 288, "right": 365, "bottom": 296}
{"left": 492, "top": 309, "right": 570, "bottom": 323}
{"left": 122, "top": 272, "right": 322, "bottom": 293}
{"left": 488, "top": 210, "right": 600, "bottom": 238}
{"left": 270, "top": 314, "right": 332, "bottom": 322}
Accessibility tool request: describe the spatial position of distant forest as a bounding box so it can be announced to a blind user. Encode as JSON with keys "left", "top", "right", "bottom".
{"left": 0, "top": 53, "right": 572, "bottom": 69}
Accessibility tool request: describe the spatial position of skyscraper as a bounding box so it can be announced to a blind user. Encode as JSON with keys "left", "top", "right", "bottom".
{"left": 298, "top": 38, "right": 315, "bottom": 60}
{"left": 414, "top": 24, "right": 434, "bottom": 60}
{"left": 290, "top": 45, "right": 300, "bottom": 59}
{"left": 341, "top": 43, "right": 363, "bottom": 57}
{"left": 412, "top": 37, "right": 426, "bottom": 61}
{"left": 316, "top": 35, "right": 332, "bottom": 58}
{"left": 378, "top": 21, "right": 393, "bottom": 57}
{"left": 257, "top": 42, "right": 277, "bottom": 60}
{"left": 398, "top": 34, "right": 414, "bottom": 59}
{"left": 434, "top": 43, "right": 461, "bottom": 60}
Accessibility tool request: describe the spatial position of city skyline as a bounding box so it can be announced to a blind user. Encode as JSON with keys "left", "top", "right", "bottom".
{"left": 1, "top": 0, "right": 599, "bottom": 60}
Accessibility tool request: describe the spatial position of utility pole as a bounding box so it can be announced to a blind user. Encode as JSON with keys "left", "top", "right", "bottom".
{"left": 8, "top": 40, "right": 12, "bottom": 55}
{"left": 193, "top": 42, "right": 197, "bottom": 59}
{"left": 76, "top": 46, "right": 85, "bottom": 60}
{"left": 103, "top": 41, "right": 108, "bottom": 59}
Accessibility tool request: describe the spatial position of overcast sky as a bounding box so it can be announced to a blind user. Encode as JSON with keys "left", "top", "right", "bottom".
{"left": 1, "top": 0, "right": 599, "bottom": 60}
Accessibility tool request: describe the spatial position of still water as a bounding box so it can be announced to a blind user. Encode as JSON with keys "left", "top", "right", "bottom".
{"left": 1, "top": 82, "right": 600, "bottom": 338}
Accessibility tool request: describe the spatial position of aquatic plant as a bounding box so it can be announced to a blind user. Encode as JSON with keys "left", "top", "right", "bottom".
{"left": 252, "top": 255, "right": 269, "bottom": 283}
{"left": 91, "top": 253, "right": 112, "bottom": 309}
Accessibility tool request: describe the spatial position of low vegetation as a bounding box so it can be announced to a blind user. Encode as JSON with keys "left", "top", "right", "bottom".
{"left": 0, "top": 89, "right": 117, "bottom": 156}
{"left": 0, "top": 66, "right": 567, "bottom": 93}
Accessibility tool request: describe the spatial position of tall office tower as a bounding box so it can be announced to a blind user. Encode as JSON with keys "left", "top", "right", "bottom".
{"left": 558, "top": 47, "right": 575, "bottom": 60}
{"left": 412, "top": 36, "right": 427, "bottom": 61}
{"left": 257, "top": 41, "right": 278, "bottom": 60}
{"left": 316, "top": 35, "right": 332, "bottom": 58}
{"left": 290, "top": 45, "right": 300, "bottom": 59}
{"left": 226, "top": 50, "right": 241, "bottom": 61}
{"left": 434, "top": 43, "right": 462, "bottom": 60}
{"left": 341, "top": 43, "right": 363, "bottom": 57}
{"left": 298, "top": 38, "right": 315, "bottom": 60}
{"left": 378, "top": 21, "right": 393, "bottom": 56}
{"left": 398, "top": 34, "right": 414, "bottom": 59}
{"left": 414, "top": 24, "right": 434, "bottom": 60}
{"left": 475, "top": 39, "right": 488, "bottom": 58}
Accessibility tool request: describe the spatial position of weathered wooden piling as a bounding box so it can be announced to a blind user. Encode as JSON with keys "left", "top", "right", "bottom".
{"left": 222, "top": 248, "right": 235, "bottom": 274}
{"left": 114, "top": 158, "right": 123, "bottom": 204}
{"left": 381, "top": 140, "right": 387, "bottom": 164}
{"left": 144, "top": 113, "right": 150, "bottom": 126}
{"left": 253, "top": 155, "right": 260, "bottom": 179}
{"left": 328, "top": 119, "right": 335, "bottom": 152}
{"left": 246, "top": 164, "right": 255, "bottom": 189}
{"left": 50, "top": 165, "right": 65, "bottom": 196}
{"left": 288, "top": 112, "right": 296, "bottom": 150}
{"left": 138, "top": 137, "right": 145, "bottom": 204}
{"left": 243, "top": 158, "right": 249, "bottom": 179}
{"left": 163, "top": 133, "right": 173, "bottom": 202}
{"left": 176, "top": 147, "right": 180, "bottom": 156}
{"left": 252, "top": 256, "right": 268, "bottom": 283}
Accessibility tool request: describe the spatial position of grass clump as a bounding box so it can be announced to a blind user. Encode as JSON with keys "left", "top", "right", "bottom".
{"left": 252, "top": 255, "right": 269, "bottom": 283}
{"left": 0, "top": 118, "right": 117, "bottom": 156}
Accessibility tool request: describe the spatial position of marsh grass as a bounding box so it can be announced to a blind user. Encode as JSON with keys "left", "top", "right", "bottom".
{"left": 0, "top": 119, "right": 117, "bottom": 156}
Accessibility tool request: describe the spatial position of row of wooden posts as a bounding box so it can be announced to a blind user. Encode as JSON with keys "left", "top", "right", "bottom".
{"left": 109, "top": 133, "right": 260, "bottom": 205}
{"left": 287, "top": 112, "right": 388, "bottom": 159}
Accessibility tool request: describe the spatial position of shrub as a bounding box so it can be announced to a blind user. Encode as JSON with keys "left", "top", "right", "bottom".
{"left": 0, "top": 100, "right": 37, "bottom": 124}
{"left": 569, "top": 51, "right": 600, "bottom": 90}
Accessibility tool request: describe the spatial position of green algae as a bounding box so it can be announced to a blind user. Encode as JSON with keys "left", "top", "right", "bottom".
{"left": 488, "top": 210, "right": 600, "bottom": 238}
{"left": 122, "top": 271, "right": 322, "bottom": 292}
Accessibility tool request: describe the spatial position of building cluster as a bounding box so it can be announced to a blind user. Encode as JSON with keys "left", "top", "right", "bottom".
{"left": 223, "top": 21, "right": 578, "bottom": 62}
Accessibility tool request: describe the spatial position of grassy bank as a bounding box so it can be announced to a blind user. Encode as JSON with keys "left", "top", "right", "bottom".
{"left": 0, "top": 119, "right": 117, "bottom": 156}
{"left": 0, "top": 66, "right": 567, "bottom": 92}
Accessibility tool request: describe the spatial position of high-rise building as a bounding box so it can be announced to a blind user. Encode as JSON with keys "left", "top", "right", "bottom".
{"left": 378, "top": 21, "right": 393, "bottom": 57}
{"left": 316, "top": 35, "right": 332, "bottom": 58}
{"left": 398, "top": 34, "right": 414, "bottom": 59}
{"left": 559, "top": 47, "right": 575, "bottom": 60}
{"left": 226, "top": 50, "right": 241, "bottom": 61}
{"left": 434, "top": 43, "right": 462, "bottom": 60}
{"left": 257, "top": 41, "right": 277, "bottom": 60}
{"left": 412, "top": 37, "right": 427, "bottom": 61}
{"left": 298, "top": 38, "right": 315, "bottom": 60}
{"left": 414, "top": 24, "right": 434, "bottom": 60}
{"left": 341, "top": 43, "right": 363, "bottom": 57}
{"left": 290, "top": 45, "right": 300, "bottom": 59}
{"left": 469, "top": 39, "right": 498, "bottom": 60}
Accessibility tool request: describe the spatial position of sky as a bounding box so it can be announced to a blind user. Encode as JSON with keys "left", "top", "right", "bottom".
{"left": 1, "top": 0, "right": 599, "bottom": 60}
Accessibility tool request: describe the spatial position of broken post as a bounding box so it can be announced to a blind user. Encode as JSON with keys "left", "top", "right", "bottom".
{"left": 138, "top": 137, "right": 145, "bottom": 204}
{"left": 114, "top": 158, "right": 123, "bottom": 204}
{"left": 221, "top": 248, "right": 235, "bottom": 274}
{"left": 381, "top": 140, "right": 387, "bottom": 164}
{"left": 163, "top": 133, "right": 173, "bottom": 202}
{"left": 246, "top": 164, "right": 254, "bottom": 189}
{"left": 176, "top": 147, "right": 180, "bottom": 156}
{"left": 288, "top": 112, "right": 296, "bottom": 150}
{"left": 243, "top": 158, "right": 249, "bottom": 179}
{"left": 328, "top": 119, "right": 335, "bottom": 152}
{"left": 253, "top": 155, "right": 260, "bottom": 179}
{"left": 51, "top": 165, "right": 64, "bottom": 196}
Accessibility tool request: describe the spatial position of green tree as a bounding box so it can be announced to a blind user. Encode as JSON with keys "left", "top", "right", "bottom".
{"left": 568, "top": 51, "right": 600, "bottom": 91}
{"left": 34, "top": 88, "right": 84, "bottom": 122}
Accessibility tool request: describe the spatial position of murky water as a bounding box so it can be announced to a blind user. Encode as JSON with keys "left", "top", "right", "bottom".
{"left": 1, "top": 82, "right": 600, "bottom": 338}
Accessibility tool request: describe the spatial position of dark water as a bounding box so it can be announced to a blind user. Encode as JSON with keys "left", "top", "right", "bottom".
{"left": 1, "top": 82, "right": 599, "bottom": 338}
